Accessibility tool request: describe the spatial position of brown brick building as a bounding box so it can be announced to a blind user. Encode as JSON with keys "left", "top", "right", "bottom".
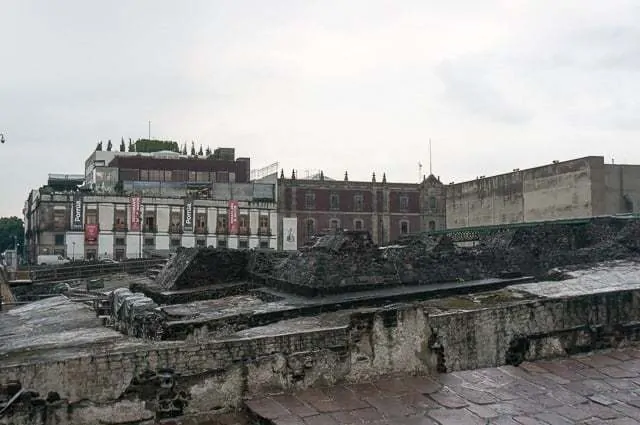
{"left": 277, "top": 170, "right": 445, "bottom": 248}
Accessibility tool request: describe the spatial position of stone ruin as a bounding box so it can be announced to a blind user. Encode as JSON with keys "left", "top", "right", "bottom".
{"left": 101, "top": 217, "right": 640, "bottom": 340}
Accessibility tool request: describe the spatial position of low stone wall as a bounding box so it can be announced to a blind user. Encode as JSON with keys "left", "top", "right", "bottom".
{"left": 3, "top": 289, "right": 640, "bottom": 424}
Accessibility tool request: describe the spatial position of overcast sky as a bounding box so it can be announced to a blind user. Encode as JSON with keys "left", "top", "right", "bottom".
{"left": 1, "top": 0, "right": 639, "bottom": 217}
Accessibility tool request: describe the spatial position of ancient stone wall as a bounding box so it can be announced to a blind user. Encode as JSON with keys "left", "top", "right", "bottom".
{"left": 3, "top": 289, "right": 640, "bottom": 424}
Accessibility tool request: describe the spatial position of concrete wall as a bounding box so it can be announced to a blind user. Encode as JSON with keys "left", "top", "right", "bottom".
{"left": 446, "top": 157, "right": 602, "bottom": 228}
{"left": 602, "top": 164, "right": 640, "bottom": 215}
{"left": 3, "top": 288, "right": 640, "bottom": 424}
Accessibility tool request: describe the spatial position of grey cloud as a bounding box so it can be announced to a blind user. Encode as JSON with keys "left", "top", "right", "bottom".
{"left": 434, "top": 58, "right": 532, "bottom": 125}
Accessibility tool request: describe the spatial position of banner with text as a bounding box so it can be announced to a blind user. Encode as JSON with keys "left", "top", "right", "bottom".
{"left": 228, "top": 200, "right": 239, "bottom": 234}
{"left": 282, "top": 217, "right": 298, "bottom": 251}
{"left": 130, "top": 196, "right": 142, "bottom": 232}
{"left": 71, "top": 193, "right": 84, "bottom": 230}
{"left": 183, "top": 198, "right": 194, "bottom": 232}
{"left": 85, "top": 224, "right": 98, "bottom": 244}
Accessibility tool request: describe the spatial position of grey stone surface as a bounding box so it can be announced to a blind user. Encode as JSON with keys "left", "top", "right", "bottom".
{"left": 248, "top": 347, "right": 640, "bottom": 425}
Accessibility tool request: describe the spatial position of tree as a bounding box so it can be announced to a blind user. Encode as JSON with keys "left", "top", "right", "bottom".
{"left": 0, "top": 217, "right": 24, "bottom": 253}
{"left": 190, "top": 141, "right": 196, "bottom": 156}
{"left": 198, "top": 145, "right": 204, "bottom": 156}
{"left": 128, "top": 138, "right": 134, "bottom": 152}
{"left": 119, "top": 137, "right": 126, "bottom": 152}
{"left": 205, "top": 146, "right": 212, "bottom": 156}
{"left": 96, "top": 141, "right": 103, "bottom": 151}
{"left": 106, "top": 139, "right": 112, "bottom": 151}
{"left": 182, "top": 144, "right": 187, "bottom": 155}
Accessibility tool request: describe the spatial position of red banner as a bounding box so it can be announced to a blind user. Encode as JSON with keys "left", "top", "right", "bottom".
{"left": 228, "top": 200, "right": 239, "bottom": 234}
{"left": 130, "top": 196, "right": 141, "bottom": 231}
{"left": 85, "top": 224, "right": 99, "bottom": 244}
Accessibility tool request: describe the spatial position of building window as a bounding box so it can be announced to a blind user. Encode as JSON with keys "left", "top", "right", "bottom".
{"left": 86, "top": 210, "right": 98, "bottom": 225}
{"left": 216, "top": 171, "right": 229, "bottom": 183}
{"left": 305, "top": 192, "right": 316, "bottom": 210}
{"left": 54, "top": 234, "right": 65, "bottom": 246}
{"left": 354, "top": 219, "right": 363, "bottom": 230}
{"left": 399, "top": 195, "right": 409, "bottom": 211}
{"left": 144, "top": 214, "right": 156, "bottom": 232}
{"left": 144, "top": 237, "right": 155, "bottom": 246}
{"left": 259, "top": 240, "right": 269, "bottom": 249}
{"left": 217, "top": 214, "right": 228, "bottom": 234}
{"left": 239, "top": 240, "right": 249, "bottom": 249}
{"left": 53, "top": 209, "right": 67, "bottom": 231}
{"left": 305, "top": 218, "right": 315, "bottom": 238}
{"left": 115, "top": 238, "right": 125, "bottom": 246}
{"left": 170, "top": 211, "right": 182, "bottom": 233}
{"left": 354, "top": 194, "right": 364, "bottom": 212}
{"left": 114, "top": 210, "right": 127, "bottom": 231}
{"left": 428, "top": 220, "right": 436, "bottom": 231}
{"left": 429, "top": 196, "right": 437, "bottom": 210}
{"left": 239, "top": 213, "right": 249, "bottom": 235}
{"left": 218, "top": 239, "right": 227, "bottom": 248}
{"left": 259, "top": 215, "right": 270, "bottom": 235}
{"left": 330, "top": 219, "right": 340, "bottom": 230}
{"left": 195, "top": 212, "right": 207, "bottom": 234}
{"left": 196, "top": 239, "right": 206, "bottom": 247}
{"left": 330, "top": 193, "right": 340, "bottom": 210}
{"left": 170, "top": 238, "right": 181, "bottom": 247}
{"left": 400, "top": 220, "right": 409, "bottom": 235}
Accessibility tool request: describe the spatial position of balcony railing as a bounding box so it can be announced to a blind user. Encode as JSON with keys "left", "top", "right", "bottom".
{"left": 195, "top": 226, "right": 208, "bottom": 235}
{"left": 143, "top": 225, "right": 157, "bottom": 233}
{"left": 169, "top": 225, "right": 183, "bottom": 234}
{"left": 216, "top": 227, "right": 229, "bottom": 235}
{"left": 238, "top": 227, "right": 250, "bottom": 235}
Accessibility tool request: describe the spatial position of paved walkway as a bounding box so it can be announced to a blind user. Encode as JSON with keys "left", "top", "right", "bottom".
{"left": 246, "top": 347, "right": 640, "bottom": 424}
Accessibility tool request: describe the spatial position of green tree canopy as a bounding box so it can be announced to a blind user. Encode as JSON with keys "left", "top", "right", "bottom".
{"left": 134, "top": 139, "right": 180, "bottom": 153}
{"left": 119, "top": 137, "right": 126, "bottom": 152}
{"left": 0, "top": 217, "right": 24, "bottom": 253}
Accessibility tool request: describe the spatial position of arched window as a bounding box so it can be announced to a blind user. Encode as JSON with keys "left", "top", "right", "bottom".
{"left": 428, "top": 220, "right": 436, "bottom": 231}
{"left": 330, "top": 219, "right": 340, "bottom": 230}
{"left": 354, "top": 219, "right": 364, "bottom": 230}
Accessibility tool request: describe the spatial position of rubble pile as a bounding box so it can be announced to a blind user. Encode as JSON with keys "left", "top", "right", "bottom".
{"left": 269, "top": 219, "right": 640, "bottom": 294}
{"left": 272, "top": 231, "right": 398, "bottom": 294}
{"left": 156, "top": 248, "right": 251, "bottom": 290}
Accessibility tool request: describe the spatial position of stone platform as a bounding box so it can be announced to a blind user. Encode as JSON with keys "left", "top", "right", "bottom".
{"left": 247, "top": 347, "right": 640, "bottom": 425}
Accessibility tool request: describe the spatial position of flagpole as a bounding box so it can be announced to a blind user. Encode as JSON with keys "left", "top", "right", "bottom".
{"left": 429, "top": 138, "right": 432, "bottom": 175}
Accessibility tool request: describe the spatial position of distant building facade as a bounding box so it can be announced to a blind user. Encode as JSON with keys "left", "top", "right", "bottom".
{"left": 445, "top": 156, "right": 640, "bottom": 229}
{"left": 276, "top": 170, "right": 446, "bottom": 249}
{"left": 24, "top": 147, "right": 276, "bottom": 263}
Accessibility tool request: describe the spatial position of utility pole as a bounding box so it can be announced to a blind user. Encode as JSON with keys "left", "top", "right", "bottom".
{"left": 148, "top": 121, "right": 151, "bottom": 140}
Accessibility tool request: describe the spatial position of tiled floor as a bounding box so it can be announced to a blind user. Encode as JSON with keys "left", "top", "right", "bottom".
{"left": 246, "top": 347, "right": 640, "bottom": 424}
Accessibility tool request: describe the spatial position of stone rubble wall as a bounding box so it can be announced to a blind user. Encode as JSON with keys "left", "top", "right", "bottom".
{"left": 3, "top": 288, "right": 640, "bottom": 424}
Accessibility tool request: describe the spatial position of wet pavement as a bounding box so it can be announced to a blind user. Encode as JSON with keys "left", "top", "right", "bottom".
{"left": 246, "top": 347, "right": 640, "bottom": 424}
